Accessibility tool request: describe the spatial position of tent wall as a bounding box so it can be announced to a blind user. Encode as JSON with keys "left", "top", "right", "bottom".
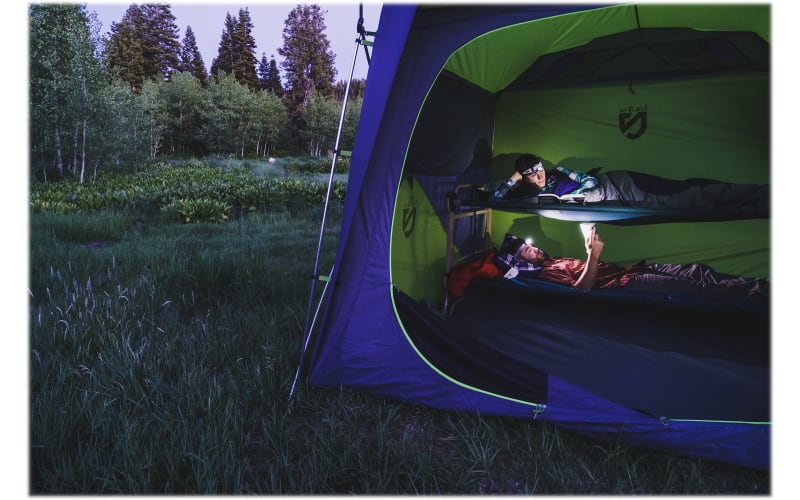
{"left": 390, "top": 177, "right": 450, "bottom": 304}
{"left": 492, "top": 74, "right": 770, "bottom": 183}
{"left": 405, "top": 72, "right": 495, "bottom": 176}
{"left": 489, "top": 215, "right": 769, "bottom": 279}
{"left": 488, "top": 71, "right": 770, "bottom": 276}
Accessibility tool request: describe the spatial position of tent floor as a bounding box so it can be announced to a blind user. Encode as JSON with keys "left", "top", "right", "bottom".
{"left": 395, "top": 282, "right": 770, "bottom": 423}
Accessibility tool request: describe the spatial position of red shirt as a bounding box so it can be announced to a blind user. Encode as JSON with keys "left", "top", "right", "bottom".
{"left": 536, "top": 258, "right": 649, "bottom": 289}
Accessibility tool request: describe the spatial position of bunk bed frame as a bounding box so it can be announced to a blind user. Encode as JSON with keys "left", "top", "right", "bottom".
{"left": 428, "top": 185, "right": 770, "bottom": 425}
{"left": 444, "top": 180, "right": 771, "bottom": 306}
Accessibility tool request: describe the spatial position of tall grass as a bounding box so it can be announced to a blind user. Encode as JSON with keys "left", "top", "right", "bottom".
{"left": 29, "top": 207, "right": 769, "bottom": 494}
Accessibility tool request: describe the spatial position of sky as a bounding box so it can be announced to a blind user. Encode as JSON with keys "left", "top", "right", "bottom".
{"left": 87, "top": 1, "right": 383, "bottom": 81}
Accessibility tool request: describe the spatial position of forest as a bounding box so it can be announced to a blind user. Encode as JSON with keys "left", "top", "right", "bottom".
{"left": 29, "top": 3, "right": 366, "bottom": 182}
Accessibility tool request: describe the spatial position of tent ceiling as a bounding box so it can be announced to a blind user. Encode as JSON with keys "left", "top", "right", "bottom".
{"left": 443, "top": 4, "right": 770, "bottom": 93}
{"left": 502, "top": 28, "right": 769, "bottom": 91}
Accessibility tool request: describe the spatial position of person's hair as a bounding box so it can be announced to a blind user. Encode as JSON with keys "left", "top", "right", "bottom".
{"left": 514, "top": 153, "right": 542, "bottom": 175}
{"left": 505, "top": 237, "right": 525, "bottom": 256}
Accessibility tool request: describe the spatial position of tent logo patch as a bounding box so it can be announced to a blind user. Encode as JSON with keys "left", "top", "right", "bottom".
{"left": 618, "top": 105, "right": 647, "bottom": 140}
{"left": 402, "top": 187, "right": 416, "bottom": 238}
{"left": 402, "top": 206, "right": 416, "bottom": 237}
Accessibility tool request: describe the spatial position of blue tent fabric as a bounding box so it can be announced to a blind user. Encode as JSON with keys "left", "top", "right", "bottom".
{"left": 308, "top": 5, "right": 542, "bottom": 415}
{"left": 545, "top": 376, "right": 769, "bottom": 471}
{"left": 306, "top": 4, "right": 769, "bottom": 470}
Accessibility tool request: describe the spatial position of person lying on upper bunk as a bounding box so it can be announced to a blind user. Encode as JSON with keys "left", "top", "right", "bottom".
{"left": 490, "top": 153, "right": 769, "bottom": 211}
{"left": 495, "top": 231, "right": 769, "bottom": 302}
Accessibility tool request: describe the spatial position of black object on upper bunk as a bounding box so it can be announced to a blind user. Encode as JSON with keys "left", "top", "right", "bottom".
{"left": 396, "top": 278, "right": 769, "bottom": 423}
{"left": 447, "top": 187, "right": 770, "bottom": 224}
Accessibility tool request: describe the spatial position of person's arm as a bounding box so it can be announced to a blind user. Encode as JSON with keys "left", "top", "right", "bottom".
{"left": 573, "top": 228, "right": 604, "bottom": 290}
{"left": 490, "top": 171, "right": 524, "bottom": 200}
{"left": 555, "top": 166, "right": 598, "bottom": 194}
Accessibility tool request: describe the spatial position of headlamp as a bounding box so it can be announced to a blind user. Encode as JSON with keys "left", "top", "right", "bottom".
{"left": 520, "top": 163, "right": 544, "bottom": 176}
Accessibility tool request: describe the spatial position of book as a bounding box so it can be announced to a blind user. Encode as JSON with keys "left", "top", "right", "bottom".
{"left": 536, "top": 193, "right": 586, "bottom": 204}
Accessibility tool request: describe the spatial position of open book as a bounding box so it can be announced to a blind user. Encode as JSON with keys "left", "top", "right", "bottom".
{"left": 536, "top": 193, "right": 586, "bottom": 204}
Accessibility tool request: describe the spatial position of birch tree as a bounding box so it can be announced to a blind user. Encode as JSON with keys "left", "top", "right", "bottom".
{"left": 30, "top": 4, "right": 103, "bottom": 182}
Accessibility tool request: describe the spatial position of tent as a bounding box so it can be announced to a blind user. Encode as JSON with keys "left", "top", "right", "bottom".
{"left": 299, "top": 3, "right": 770, "bottom": 470}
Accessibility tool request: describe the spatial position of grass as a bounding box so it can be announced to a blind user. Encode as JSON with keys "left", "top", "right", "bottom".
{"left": 28, "top": 205, "right": 770, "bottom": 494}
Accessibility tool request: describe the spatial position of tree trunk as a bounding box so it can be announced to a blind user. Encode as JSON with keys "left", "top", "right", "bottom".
{"left": 39, "top": 138, "right": 48, "bottom": 182}
{"left": 72, "top": 123, "right": 79, "bottom": 176}
{"left": 255, "top": 132, "right": 263, "bottom": 157}
{"left": 54, "top": 125, "right": 63, "bottom": 178}
{"left": 79, "top": 118, "right": 87, "bottom": 184}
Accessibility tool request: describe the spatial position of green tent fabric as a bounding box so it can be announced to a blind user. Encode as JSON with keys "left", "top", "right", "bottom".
{"left": 444, "top": 4, "right": 770, "bottom": 93}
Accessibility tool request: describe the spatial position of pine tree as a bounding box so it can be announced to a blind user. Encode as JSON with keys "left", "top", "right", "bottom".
{"left": 267, "top": 56, "right": 284, "bottom": 96}
{"left": 334, "top": 78, "right": 366, "bottom": 102}
{"left": 140, "top": 4, "right": 181, "bottom": 81}
{"left": 210, "top": 13, "right": 237, "bottom": 79}
{"left": 232, "top": 7, "right": 259, "bottom": 90}
{"left": 278, "top": 4, "right": 337, "bottom": 112}
{"left": 210, "top": 9, "right": 258, "bottom": 89}
{"left": 257, "top": 53, "right": 270, "bottom": 90}
{"left": 106, "top": 3, "right": 181, "bottom": 90}
{"left": 180, "top": 25, "right": 208, "bottom": 85}
{"left": 258, "top": 53, "right": 284, "bottom": 96}
{"left": 107, "top": 13, "right": 145, "bottom": 91}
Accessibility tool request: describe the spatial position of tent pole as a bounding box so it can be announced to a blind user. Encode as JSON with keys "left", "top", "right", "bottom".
{"left": 289, "top": 23, "right": 367, "bottom": 405}
{"left": 288, "top": 264, "right": 333, "bottom": 403}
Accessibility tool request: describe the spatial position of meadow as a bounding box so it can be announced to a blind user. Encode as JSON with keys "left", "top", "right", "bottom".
{"left": 28, "top": 159, "right": 770, "bottom": 494}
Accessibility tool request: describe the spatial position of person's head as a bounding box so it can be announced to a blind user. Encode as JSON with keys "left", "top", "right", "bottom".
{"left": 514, "top": 153, "right": 546, "bottom": 188}
{"left": 516, "top": 241, "right": 548, "bottom": 265}
{"left": 504, "top": 235, "right": 548, "bottom": 265}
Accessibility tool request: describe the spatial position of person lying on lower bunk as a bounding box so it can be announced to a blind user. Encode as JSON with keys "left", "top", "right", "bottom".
{"left": 495, "top": 231, "right": 769, "bottom": 302}
{"left": 490, "top": 153, "right": 769, "bottom": 211}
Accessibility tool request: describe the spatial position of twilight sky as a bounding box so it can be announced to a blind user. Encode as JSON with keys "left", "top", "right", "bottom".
{"left": 87, "top": 1, "right": 383, "bottom": 82}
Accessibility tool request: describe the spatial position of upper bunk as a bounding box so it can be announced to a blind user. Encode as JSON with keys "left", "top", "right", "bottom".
{"left": 446, "top": 184, "right": 770, "bottom": 225}
{"left": 447, "top": 185, "right": 770, "bottom": 225}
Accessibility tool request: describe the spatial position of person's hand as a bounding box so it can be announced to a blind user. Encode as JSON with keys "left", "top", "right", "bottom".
{"left": 509, "top": 171, "right": 523, "bottom": 183}
{"left": 585, "top": 227, "right": 604, "bottom": 260}
{"left": 491, "top": 178, "right": 516, "bottom": 200}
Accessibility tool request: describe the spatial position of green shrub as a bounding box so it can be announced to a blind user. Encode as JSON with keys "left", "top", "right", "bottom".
{"left": 171, "top": 198, "right": 231, "bottom": 223}
{"left": 29, "top": 160, "right": 348, "bottom": 220}
{"left": 30, "top": 199, "right": 80, "bottom": 214}
{"left": 292, "top": 156, "right": 350, "bottom": 174}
